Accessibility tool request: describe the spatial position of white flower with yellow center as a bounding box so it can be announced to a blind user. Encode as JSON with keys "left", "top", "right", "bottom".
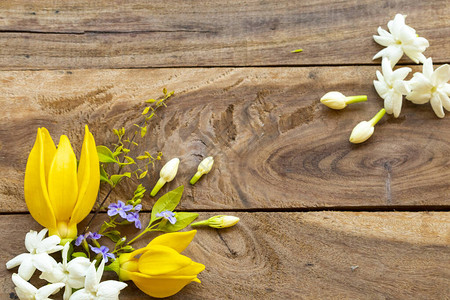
{"left": 373, "top": 14, "right": 429, "bottom": 67}
{"left": 373, "top": 58, "right": 411, "bottom": 118}
{"left": 406, "top": 58, "right": 450, "bottom": 118}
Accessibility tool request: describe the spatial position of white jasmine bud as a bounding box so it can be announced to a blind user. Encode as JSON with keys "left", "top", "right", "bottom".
{"left": 191, "top": 215, "right": 240, "bottom": 229}
{"left": 190, "top": 156, "right": 214, "bottom": 185}
{"left": 150, "top": 158, "right": 180, "bottom": 196}
{"left": 320, "top": 92, "right": 367, "bottom": 110}
{"left": 349, "top": 109, "right": 386, "bottom": 144}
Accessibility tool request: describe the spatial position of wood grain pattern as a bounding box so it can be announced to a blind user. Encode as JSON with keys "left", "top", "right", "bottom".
{"left": 0, "top": 0, "right": 448, "bottom": 69}
{"left": 2, "top": 67, "right": 450, "bottom": 212}
{"left": 2, "top": 212, "right": 449, "bottom": 299}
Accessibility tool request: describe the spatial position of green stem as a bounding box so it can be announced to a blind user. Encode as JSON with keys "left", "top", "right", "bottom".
{"left": 345, "top": 95, "right": 368, "bottom": 104}
{"left": 127, "top": 222, "right": 160, "bottom": 245}
{"left": 190, "top": 171, "right": 203, "bottom": 185}
{"left": 369, "top": 108, "right": 386, "bottom": 126}
{"left": 191, "top": 220, "right": 210, "bottom": 227}
{"left": 150, "top": 178, "right": 166, "bottom": 197}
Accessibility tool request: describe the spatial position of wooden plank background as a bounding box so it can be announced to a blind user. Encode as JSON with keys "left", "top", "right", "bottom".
{"left": 1, "top": 1, "right": 449, "bottom": 299}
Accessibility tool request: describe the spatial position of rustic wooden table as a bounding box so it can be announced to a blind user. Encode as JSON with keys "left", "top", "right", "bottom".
{"left": 1, "top": 1, "right": 449, "bottom": 299}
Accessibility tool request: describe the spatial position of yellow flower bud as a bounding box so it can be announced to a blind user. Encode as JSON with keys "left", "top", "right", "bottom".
{"left": 118, "top": 231, "right": 204, "bottom": 298}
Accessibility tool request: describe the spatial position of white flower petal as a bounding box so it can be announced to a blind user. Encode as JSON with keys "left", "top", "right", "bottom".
{"left": 12, "top": 273, "right": 37, "bottom": 294}
{"left": 384, "top": 93, "right": 394, "bottom": 114}
{"left": 392, "top": 67, "right": 411, "bottom": 81}
{"left": 36, "top": 282, "right": 65, "bottom": 299}
{"left": 432, "top": 64, "right": 450, "bottom": 86}
{"left": 398, "top": 25, "right": 416, "bottom": 43}
{"left": 374, "top": 80, "right": 389, "bottom": 98}
{"left": 376, "top": 70, "right": 385, "bottom": 83}
{"left": 377, "top": 26, "right": 392, "bottom": 37}
{"left": 393, "top": 80, "right": 410, "bottom": 95}
{"left": 438, "top": 90, "right": 450, "bottom": 111}
{"left": 96, "top": 259, "right": 105, "bottom": 286}
{"left": 36, "top": 228, "right": 48, "bottom": 242}
{"left": 25, "top": 230, "right": 38, "bottom": 253}
{"left": 387, "top": 46, "right": 404, "bottom": 67}
{"left": 37, "top": 235, "right": 62, "bottom": 254}
{"left": 18, "top": 256, "right": 36, "bottom": 281}
{"left": 65, "top": 289, "right": 91, "bottom": 300}
{"left": 67, "top": 276, "right": 85, "bottom": 289}
{"left": 63, "top": 285, "right": 73, "bottom": 300}
{"left": 84, "top": 261, "right": 99, "bottom": 292}
{"left": 387, "top": 14, "right": 406, "bottom": 37}
{"left": 6, "top": 253, "right": 30, "bottom": 269}
{"left": 67, "top": 257, "right": 91, "bottom": 278}
{"left": 410, "top": 73, "right": 433, "bottom": 93}
{"left": 423, "top": 58, "right": 434, "bottom": 79}
{"left": 33, "top": 253, "right": 58, "bottom": 273}
{"left": 430, "top": 93, "right": 445, "bottom": 118}
{"left": 392, "top": 92, "right": 403, "bottom": 118}
{"left": 373, "top": 35, "right": 395, "bottom": 47}
{"left": 403, "top": 48, "right": 426, "bottom": 64}
{"left": 382, "top": 57, "right": 393, "bottom": 79}
{"left": 443, "top": 83, "right": 450, "bottom": 96}
{"left": 406, "top": 90, "right": 431, "bottom": 104}
{"left": 40, "top": 264, "right": 65, "bottom": 283}
{"left": 97, "top": 281, "right": 128, "bottom": 300}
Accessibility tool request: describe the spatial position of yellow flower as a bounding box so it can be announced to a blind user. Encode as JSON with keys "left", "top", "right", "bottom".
{"left": 24, "top": 125, "right": 100, "bottom": 242}
{"left": 118, "top": 230, "right": 205, "bottom": 298}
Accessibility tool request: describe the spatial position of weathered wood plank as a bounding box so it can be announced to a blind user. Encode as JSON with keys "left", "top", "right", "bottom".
{"left": 0, "top": 0, "right": 448, "bottom": 69}
{"left": 2, "top": 212, "right": 449, "bottom": 299}
{"left": 1, "top": 67, "right": 450, "bottom": 211}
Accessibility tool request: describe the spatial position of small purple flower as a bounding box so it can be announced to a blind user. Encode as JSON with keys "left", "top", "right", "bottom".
{"left": 108, "top": 200, "right": 133, "bottom": 218}
{"left": 127, "top": 212, "right": 142, "bottom": 229}
{"left": 75, "top": 231, "right": 102, "bottom": 246}
{"left": 156, "top": 210, "right": 177, "bottom": 225}
{"left": 134, "top": 204, "right": 142, "bottom": 212}
{"left": 89, "top": 245, "right": 115, "bottom": 263}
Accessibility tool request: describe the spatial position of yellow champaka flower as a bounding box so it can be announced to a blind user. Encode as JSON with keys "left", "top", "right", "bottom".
{"left": 118, "top": 230, "right": 205, "bottom": 298}
{"left": 24, "top": 125, "right": 100, "bottom": 243}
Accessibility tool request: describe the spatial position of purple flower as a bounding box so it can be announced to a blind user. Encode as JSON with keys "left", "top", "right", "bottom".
{"left": 89, "top": 245, "right": 115, "bottom": 263}
{"left": 108, "top": 200, "right": 133, "bottom": 218}
{"left": 75, "top": 231, "right": 102, "bottom": 246}
{"left": 126, "top": 212, "right": 142, "bottom": 229}
{"left": 134, "top": 204, "right": 142, "bottom": 212}
{"left": 156, "top": 210, "right": 177, "bottom": 225}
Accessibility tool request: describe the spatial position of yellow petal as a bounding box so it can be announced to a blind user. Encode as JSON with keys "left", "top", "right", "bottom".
{"left": 70, "top": 126, "right": 100, "bottom": 225}
{"left": 129, "top": 272, "right": 200, "bottom": 298}
{"left": 148, "top": 230, "right": 197, "bottom": 253}
{"left": 48, "top": 135, "right": 78, "bottom": 222}
{"left": 24, "top": 128, "right": 57, "bottom": 229}
{"left": 165, "top": 261, "right": 205, "bottom": 276}
{"left": 138, "top": 245, "right": 192, "bottom": 276}
{"left": 39, "top": 128, "right": 56, "bottom": 185}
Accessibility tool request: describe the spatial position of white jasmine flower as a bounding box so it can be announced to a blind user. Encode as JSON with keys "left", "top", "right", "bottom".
{"left": 12, "top": 273, "right": 64, "bottom": 300}
{"left": 406, "top": 58, "right": 450, "bottom": 118}
{"left": 320, "top": 92, "right": 367, "bottom": 110}
{"left": 40, "top": 242, "right": 91, "bottom": 300}
{"left": 6, "top": 229, "right": 63, "bottom": 281}
{"left": 349, "top": 109, "right": 386, "bottom": 144}
{"left": 373, "top": 58, "right": 411, "bottom": 117}
{"left": 373, "top": 14, "right": 429, "bottom": 67}
{"left": 150, "top": 158, "right": 180, "bottom": 196}
{"left": 69, "top": 259, "right": 127, "bottom": 300}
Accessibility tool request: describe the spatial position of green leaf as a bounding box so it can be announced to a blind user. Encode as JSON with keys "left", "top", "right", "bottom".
{"left": 124, "top": 156, "right": 135, "bottom": 164}
{"left": 145, "top": 98, "right": 156, "bottom": 103}
{"left": 99, "top": 165, "right": 112, "bottom": 185}
{"left": 72, "top": 252, "right": 88, "bottom": 258}
{"left": 151, "top": 186, "right": 184, "bottom": 224}
{"left": 104, "top": 230, "right": 122, "bottom": 243}
{"left": 97, "top": 146, "right": 118, "bottom": 163}
{"left": 163, "top": 87, "right": 167, "bottom": 95}
{"left": 157, "top": 212, "right": 199, "bottom": 232}
{"left": 137, "top": 155, "right": 148, "bottom": 160}
{"left": 110, "top": 172, "right": 131, "bottom": 187}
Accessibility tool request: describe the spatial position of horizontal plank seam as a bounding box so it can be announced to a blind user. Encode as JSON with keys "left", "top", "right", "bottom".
{"left": 1, "top": 63, "right": 450, "bottom": 71}
{"left": 0, "top": 29, "right": 215, "bottom": 34}
{"left": 1, "top": 205, "right": 449, "bottom": 215}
